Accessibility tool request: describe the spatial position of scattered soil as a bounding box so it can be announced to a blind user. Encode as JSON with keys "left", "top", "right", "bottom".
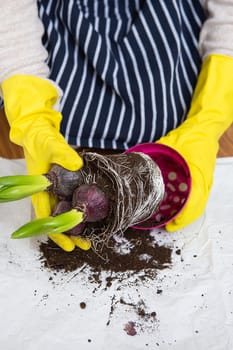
{"left": 39, "top": 228, "right": 172, "bottom": 274}
{"left": 39, "top": 227, "right": 175, "bottom": 336}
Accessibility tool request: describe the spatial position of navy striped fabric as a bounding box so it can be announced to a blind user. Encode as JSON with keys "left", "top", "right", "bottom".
{"left": 38, "top": 0, "right": 205, "bottom": 150}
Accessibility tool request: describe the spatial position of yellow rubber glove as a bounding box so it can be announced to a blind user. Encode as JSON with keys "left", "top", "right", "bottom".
{"left": 157, "top": 54, "right": 233, "bottom": 232}
{"left": 1, "top": 74, "right": 91, "bottom": 251}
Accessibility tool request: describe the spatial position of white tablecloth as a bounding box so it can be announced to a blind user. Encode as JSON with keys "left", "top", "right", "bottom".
{"left": 0, "top": 157, "right": 233, "bottom": 350}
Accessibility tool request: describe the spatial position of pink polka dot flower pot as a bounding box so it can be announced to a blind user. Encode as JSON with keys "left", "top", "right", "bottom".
{"left": 126, "top": 143, "right": 191, "bottom": 229}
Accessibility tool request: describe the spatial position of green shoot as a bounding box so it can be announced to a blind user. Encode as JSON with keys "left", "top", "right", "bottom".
{"left": 11, "top": 209, "right": 84, "bottom": 239}
{"left": 0, "top": 175, "right": 51, "bottom": 202}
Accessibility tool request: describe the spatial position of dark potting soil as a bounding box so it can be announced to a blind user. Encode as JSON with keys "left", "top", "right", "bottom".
{"left": 39, "top": 228, "right": 172, "bottom": 274}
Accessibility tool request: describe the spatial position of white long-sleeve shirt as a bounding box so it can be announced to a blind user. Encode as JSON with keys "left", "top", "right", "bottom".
{"left": 0, "top": 0, "right": 233, "bottom": 83}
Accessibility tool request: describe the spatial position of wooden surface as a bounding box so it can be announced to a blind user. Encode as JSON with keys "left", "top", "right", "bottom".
{"left": 0, "top": 109, "right": 24, "bottom": 159}
{"left": 0, "top": 108, "right": 233, "bottom": 159}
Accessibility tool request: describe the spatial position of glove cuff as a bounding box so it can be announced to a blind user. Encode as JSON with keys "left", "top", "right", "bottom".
{"left": 186, "top": 54, "right": 233, "bottom": 139}
{"left": 1, "top": 75, "right": 61, "bottom": 125}
{"left": 1, "top": 75, "right": 63, "bottom": 145}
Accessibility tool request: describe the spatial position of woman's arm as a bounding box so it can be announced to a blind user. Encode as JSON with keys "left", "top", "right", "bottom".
{"left": 200, "top": 0, "right": 233, "bottom": 58}
{"left": 0, "top": 1, "right": 49, "bottom": 86}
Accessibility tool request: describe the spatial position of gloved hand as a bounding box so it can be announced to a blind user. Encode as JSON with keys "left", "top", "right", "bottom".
{"left": 157, "top": 54, "right": 233, "bottom": 232}
{"left": 1, "top": 74, "right": 91, "bottom": 251}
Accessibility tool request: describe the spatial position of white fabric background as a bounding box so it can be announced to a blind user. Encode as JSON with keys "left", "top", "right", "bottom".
{"left": 0, "top": 157, "right": 233, "bottom": 350}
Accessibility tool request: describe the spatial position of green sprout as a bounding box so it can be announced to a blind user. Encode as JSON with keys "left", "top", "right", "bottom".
{"left": 11, "top": 209, "right": 84, "bottom": 239}
{"left": 0, "top": 175, "right": 51, "bottom": 202}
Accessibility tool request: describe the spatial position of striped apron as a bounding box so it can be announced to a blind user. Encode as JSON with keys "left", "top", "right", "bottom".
{"left": 38, "top": 0, "right": 205, "bottom": 150}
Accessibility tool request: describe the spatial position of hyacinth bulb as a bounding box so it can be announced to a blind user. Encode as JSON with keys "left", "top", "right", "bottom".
{"left": 72, "top": 184, "right": 109, "bottom": 222}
